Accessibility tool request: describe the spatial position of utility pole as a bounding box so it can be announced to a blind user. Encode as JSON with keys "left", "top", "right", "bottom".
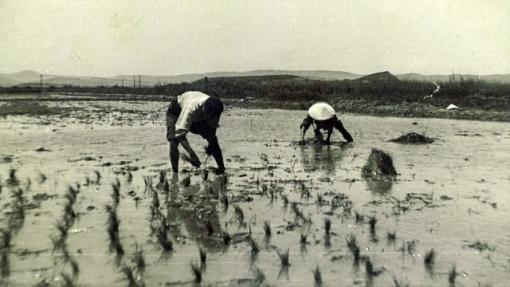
{"left": 138, "top": 75, "right": 141, "bottom": 88}
{"left": 133, "top": 75, "right": 136, "bottom": 88}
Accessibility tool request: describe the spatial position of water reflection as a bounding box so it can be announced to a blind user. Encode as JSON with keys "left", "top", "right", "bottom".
{"left": 299, "top": 143, "right": 350, "bottom": 175}
{"left": 166, "top": 173, "right": 227, "bottom": 253}
{"left": 363, "top": 177, "right": 393, "bottom": 194}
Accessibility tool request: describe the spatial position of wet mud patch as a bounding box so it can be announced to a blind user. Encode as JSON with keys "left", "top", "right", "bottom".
{"left": 389, "top": 132, "right": 435, "bottom": 144}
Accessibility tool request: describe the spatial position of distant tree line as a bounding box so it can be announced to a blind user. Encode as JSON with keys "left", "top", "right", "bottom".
{"left": 1, "top": 75, "right": 509, "bottom": 110}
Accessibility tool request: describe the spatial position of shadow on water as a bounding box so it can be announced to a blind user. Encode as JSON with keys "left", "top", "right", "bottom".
{"left": 363, "top": 177, "right": 393, "bottom": 194}
{"left": 166, "top": 174, "right": 228, "bottom": 253}
{"left": 298, "top": 142, "right": 351, "bottom": 175}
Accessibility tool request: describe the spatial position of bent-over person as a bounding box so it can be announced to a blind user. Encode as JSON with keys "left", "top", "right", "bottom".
{"left": 300, "top": 102, "right": 353, "bottom": 144}
{"left": 166, "top": 91, "right": 225, "bottom": 174}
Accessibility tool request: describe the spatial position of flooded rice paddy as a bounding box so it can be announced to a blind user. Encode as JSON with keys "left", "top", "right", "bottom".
{"left": 0, "top": 101, "right": 509, "bottom": 286}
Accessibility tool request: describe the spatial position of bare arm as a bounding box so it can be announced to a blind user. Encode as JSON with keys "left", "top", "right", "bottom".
{"left": 334, "top": 118, "right": 353, "bottom": 142}
{"left": 178, "top": 135, "right": 201, "bottom": 168}
{"left": 300, "top": 116, "right": 313, "bottom": 142}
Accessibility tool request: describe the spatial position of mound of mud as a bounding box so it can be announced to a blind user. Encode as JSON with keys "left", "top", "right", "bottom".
{"left": 362, "top": 149, "right": 397, "bottom": 178}
{"left": 390, "top": 132, "right": 434, "bottom": 144}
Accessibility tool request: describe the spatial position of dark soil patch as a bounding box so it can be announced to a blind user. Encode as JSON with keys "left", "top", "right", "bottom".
{"left": 390, "top": 132, "right": 434, "bottom": 144}
{"left": 362, "top": 149, "right": 397, "bottom": 178}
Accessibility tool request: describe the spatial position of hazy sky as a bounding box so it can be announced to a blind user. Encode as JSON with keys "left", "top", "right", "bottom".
{"left": 1, "top": 0, "right": 509, "bottom": 76}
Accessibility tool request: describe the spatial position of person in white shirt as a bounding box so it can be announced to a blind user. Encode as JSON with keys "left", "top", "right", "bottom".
{"left": 166, "top": 91, "right": 225, "bottom": 174}
{"left": 300, "top": 102, "right": 353, "bottom": 144}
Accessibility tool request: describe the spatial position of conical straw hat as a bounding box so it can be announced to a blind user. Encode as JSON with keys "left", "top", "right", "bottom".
{"left": 308, "top": 102, "right": 336, "bottom": 121}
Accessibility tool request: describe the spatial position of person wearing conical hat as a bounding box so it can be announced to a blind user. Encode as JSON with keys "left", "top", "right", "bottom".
{"left": 300, "top": 102, "right": 353, "bottom": 144}
{"left": 166, "top": 91, "right": 225, "bottom": 174}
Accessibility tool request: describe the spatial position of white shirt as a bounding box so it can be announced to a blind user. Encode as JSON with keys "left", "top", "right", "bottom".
{"left": 175, "top": 91, "right": 210, "bottom": 135}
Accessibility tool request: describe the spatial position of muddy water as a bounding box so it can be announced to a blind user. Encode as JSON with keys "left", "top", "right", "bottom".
{"left": 0, "top": 102, "right": 509, "bottom": 286}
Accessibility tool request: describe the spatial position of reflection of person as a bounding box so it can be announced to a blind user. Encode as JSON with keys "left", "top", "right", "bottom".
{"left": 166, "top": 91, "right": 225, "bottom": 174}
{"left": 300, "top": 102, "right": 353, "bottom": 144}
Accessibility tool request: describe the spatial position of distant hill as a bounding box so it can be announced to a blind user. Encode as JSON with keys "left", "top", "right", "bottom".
{"left": 397, "top": 73, "right": 510, "bottom": 83}
{"left": 356, "top": 71, "right": 400, "bottom": 83}
{"left": 1, "top": 69, "right": 509, "bottom": 87}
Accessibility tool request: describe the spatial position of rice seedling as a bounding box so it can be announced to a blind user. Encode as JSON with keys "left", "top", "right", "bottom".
{"left": 132, "top": 245, "right": 146, "bottom": 277}
{"left": 66, "top": 186, "right": 78, "bottom": 205}
{"left": 38, "top": 173, "right": 47, "bottom": 183}
{"left": 121, "top": 265, "right": 138, "bottom": 287}
{"left": 291, "top": 202, "right": 304, "bottom": 221}
{"left": 151, "top": 190, "right": 160, "bottom": 211}
{"left": 316, "top": 193, "right": 325, "bottom": 207}
{"left": 83, "top": 176, "right": 91, "bottom": 186}
{"left": 11, "top": 187, "right": 24, "bottom": 204}
{"left": 277, "top": 249, "right": 290, "bottom": 268}
{"left": 393, "top": 277, "right": 410, "bottom": 287}
{"left": 424, "top": 249, "right": 435, "bottom": 268}
{"left": 368, "top": 216, "right": 377, "bottom": 233}
{"left": 281, "top": 194, "right": 289, "bottom": 209}
{"left": 386, "top": 231, "right": 397, "bottom": 243}
{"left": 126, "top": 170, "right": 133, "bottom": 183}
{"left": 199, "top": 247, "right": 207, "bottom": 265}
{"left": 163, "top": 178, "right": 170, "bottom": 193}
{"left": 156, "top": 227, "right": 173, "bottom": 256}
{"left": 346, "top": 234, "right": 360, "bottom": 263}
{"left": 448, "top": 265, "right": 457, "bottom": 286}
{"left": 5, "top": 168, "right": 19, "bottom": 187}
{"left": 158, "top": 170, "right": 166, "bottom": 186}
{"left": 354, "top": 211, "right": 365, "bottom": 223}
{"left": 268, "top": 187, "right": 276, "bottom": 203}
{"left": 190, "top": 263, "right": 202, "bottom": 284}
{"left": 312, "top": 266, "right": 322, "bottom": 287}
{"left": 113, "top": 240, "right": 125, "bottom": 267}
{"left": 181, "top": 175, "right": 191, "bottom": 187}
{"left": 59, "top": 272, "right": 76, "bottom": 287}
{"left": 68, "top": 257, "right": 80, "bottom": 279}
{"left": 221, "top": 195, "right": 229, "bottom": 211}
{"left": 0, "top": 249, "right": 9, "bottom": 278}
{"left": 222, "top": 233, "right": 231, "bottom": 246}
{"left": 205, "top": 221, "right": 214, "bottom": 236}
{"left": 249, "top": 238, "right": 260, "bottom": 255}
{"left": 25, "top": 178, "right": 32, "bottom": 192}
{"left": 51, "top": 222, "right": 69, "bottom": 252}
{"left": 263, "top": 221, "right": 271, "bottom": 238}
{"left": 277, "top": 249, "right": 290, "bottom": 280}
{"left": 0, "top": 230, "right": 11, "bottom": 250}
{"left": 365, "top": 257, "right": 383, "bottom": 279}
{"left": 252, "top": 267, "right": 266, "bottom": 284}
{"left": 233, "top": 205, "right": 244, "bottom": 225}
{"left": 324, "top": 218, "right": 331, "bottom": 236}
{"left": 143, "top": 176, "right": 153, "bottom": 194}
{"left": 111, "top": 179, "right": 121, "bottom": 207}
{"left": 406, "top": 240, "right": 417, "bottom": 255}
{"left": 300, "top": 183, "right": 311, "bottom": 200}
{"left": 93, "top": 170, "right": 101, "bottom": 184}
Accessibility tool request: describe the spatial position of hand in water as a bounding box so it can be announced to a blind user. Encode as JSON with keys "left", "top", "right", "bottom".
{"left": 190, "top": 156, "right": 201, "bottom": 168}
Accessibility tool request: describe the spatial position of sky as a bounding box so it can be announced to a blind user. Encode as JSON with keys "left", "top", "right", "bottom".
{"left": 1, "top": 0, "right": 509, "bottom": 76}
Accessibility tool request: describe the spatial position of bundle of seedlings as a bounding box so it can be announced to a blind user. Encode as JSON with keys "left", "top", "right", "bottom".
{"left": 390, "top": 132, "right": 434, "bottom": 144}
{"left": 361, "top": 149, "right": 397, "bottom": 179}
{"left": 346, "top": 234, "right": 361, "bottom": 263}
